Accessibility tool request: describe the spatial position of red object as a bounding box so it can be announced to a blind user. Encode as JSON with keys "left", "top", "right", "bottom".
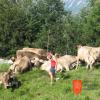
{"left": 72, "top": 80, "right": 82, "bottom": 95}
{"left": 51, "top": 60, "right": 56, "bottom": 68}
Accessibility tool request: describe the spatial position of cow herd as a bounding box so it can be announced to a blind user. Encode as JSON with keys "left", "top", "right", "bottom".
{"left": 0, "top": 45, "right": 100, "bottom": 89}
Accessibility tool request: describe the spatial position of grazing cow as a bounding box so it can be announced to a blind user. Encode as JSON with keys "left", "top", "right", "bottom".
{"left": 31, "top": 57, "right": 44, "bottom": 67}
{"left": 57, "top": 55, "right": 78, "bottom": 71}
{"left": 0, "top": 70, "right": 13, "bottom": 88}
{"left": 77, "top": 45, "right": 100, "bottom": 69}
{"left": 9, "top": 56, "right": 32, "bottom": 74}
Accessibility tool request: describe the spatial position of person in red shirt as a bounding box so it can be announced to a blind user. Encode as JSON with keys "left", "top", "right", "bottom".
{"left": 48, "top": 55, "right": 57, "bottom": 85}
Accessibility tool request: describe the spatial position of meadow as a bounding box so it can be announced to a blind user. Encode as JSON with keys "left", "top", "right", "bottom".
{"left": 0, "top": 63, "right": 100, "bottom": 100}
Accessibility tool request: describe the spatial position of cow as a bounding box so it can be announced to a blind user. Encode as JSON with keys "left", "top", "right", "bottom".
{"left": 16, "top": 48, "right": 47, "bottom": 60}
{"left": 9, "top": 56, "right": 32, "bottom": 74}
{"left": 8, "top": 56, "right": 16, "bottom": 65}
{"left": 57, "top": 55, "right": 78, "bottom": 71}
{"left": 40, "top": 61, "right": 63, "bottom": 73}
{"left": 31, "top": 57, "right": 44, "bottom": 67}
{"left": 76, "top": 45, "right": 100, "bottom": 69}
{"left": 22, "top": 48, "right": 47, "bottom": 57}
{"left": 0, "top": 70, "right": 13, "bottom": 88}
{"left": 41, "top": 54, "right": 77, "bottom": 72}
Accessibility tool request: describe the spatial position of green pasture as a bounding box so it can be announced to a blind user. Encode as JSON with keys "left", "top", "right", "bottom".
{"left": 0, "top": 64, "right": 100, "bottom": 100}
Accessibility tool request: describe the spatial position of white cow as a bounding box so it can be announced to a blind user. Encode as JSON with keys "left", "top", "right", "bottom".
{"left": 41, "top": 54, "right": 78, "bottom": 72}
{"left": 77, "top": 45, "right": 100, "bottom": 69}
{"left": 57, "top": 55, "right": 78, "bottom": 71}
{"left": 40, "top": 61, "right": 63, "bottom": 73}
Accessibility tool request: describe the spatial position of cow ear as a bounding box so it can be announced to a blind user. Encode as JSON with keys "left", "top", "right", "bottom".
{"left": 77, "top": 45, "right": 82, "bottom": 49}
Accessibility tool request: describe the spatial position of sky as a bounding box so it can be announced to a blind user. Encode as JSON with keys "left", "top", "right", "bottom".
{"left": 62, "top": 0, "right": 88, "bottom": 14}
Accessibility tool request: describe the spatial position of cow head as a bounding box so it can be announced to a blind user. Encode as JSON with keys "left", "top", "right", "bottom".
{"left": 11, "top": 56, "right": 16, "bottom": 62}
{"left": 77, "top": 45, "right": 82, "bottom": 49}
{"left": 31, "top": 57, "right": 44, "bottom": 67}
{"left": 2, "top": 70, "right": 14, "bottom": 89}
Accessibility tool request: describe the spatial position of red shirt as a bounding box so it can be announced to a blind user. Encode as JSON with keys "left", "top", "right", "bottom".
{"left": 51, "top": 59, "right": 56, "bottom": 68}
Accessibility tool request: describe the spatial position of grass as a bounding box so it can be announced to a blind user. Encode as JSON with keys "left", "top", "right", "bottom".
{"left": 0, "top": 64, "right": 100, "bottom": 100}
{"left": 0, "top": 63, "right": 10, "bottom": 72}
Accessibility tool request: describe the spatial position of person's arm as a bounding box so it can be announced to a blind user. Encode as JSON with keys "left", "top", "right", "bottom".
{"left": 55, "top": 59, "right": 57, "bottom": 70}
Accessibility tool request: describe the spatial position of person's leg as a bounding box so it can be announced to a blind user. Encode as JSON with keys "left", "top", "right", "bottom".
{"left": 48, "top": 71, "right": 53, "bottom": 84}
{"left": 49, "top": 68, "right": 56, "bottom": 84}
{"left": 51, "top": 74, "right": 53, "bottom": 85}
{"left": 52, "top": 73, "right": 56, "bottom": 81}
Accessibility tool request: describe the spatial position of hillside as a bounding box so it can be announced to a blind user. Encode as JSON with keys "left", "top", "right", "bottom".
{"left": 0, "top": 64, "right": 100, "bottom": 100}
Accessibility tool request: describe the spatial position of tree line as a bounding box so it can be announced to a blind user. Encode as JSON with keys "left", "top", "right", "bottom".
{"left": 0, "top": 0, "right": 100, "bottom": 57}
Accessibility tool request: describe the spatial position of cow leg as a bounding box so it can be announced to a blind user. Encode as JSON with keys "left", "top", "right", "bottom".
{"left": 3, "top": 83, "right": 9, "bottom": 89}
{"left": 14, "top": 68, "right": 19, "bottom": 74}
{"left": 86, "top": 57, "right": 91, "bottom": 70}
{"left": 90, "top": 59, "right": 95, "bottom": 70}
{"left": 60, "top": 67, "right": 63, "bottom": 72}
{"left": 76, "top": 58, "right": 79, "bottom": 69}
{"left": 29, "top": 63, "right": 32, "bottom": 70}
{"left": 86, "top": 64, "right": 89, "bottom": 69}
{"left": 0, "top": 81, "right": 2, "bottom": 85}
{"left": 88, "top": 56, "right": 94, "bottom": 70}
{"left": 65, "top": 66, "right": 69, "bottom": 71}
{"left": 56, "top": 64, "right": 63, "bottom": 72}
{"left": 90, "top": 64, "right": 93, "bottom": 70}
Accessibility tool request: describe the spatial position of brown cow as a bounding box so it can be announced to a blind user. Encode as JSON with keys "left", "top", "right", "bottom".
{"left": 9, "top": 56, "right": 32, "bottom": 74}
{"left": 31, "top": 57, "right": 44, "bottom": 67}
{"left": 0, "top": 70, "right": 13, "bottom": 88}
{"left": 16, "top": 48, "right": 47, "bottom": 60}
{"left": 22, "top": 48, "right": 47, "bottom": 57}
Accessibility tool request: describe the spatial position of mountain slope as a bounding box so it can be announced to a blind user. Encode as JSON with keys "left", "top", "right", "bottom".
{"left": 63, "top": 0, "right": 88, "bottom": 14}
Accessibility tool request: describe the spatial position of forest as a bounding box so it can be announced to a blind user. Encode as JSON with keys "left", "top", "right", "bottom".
{"left": 0, "top": 0, "right": 100, "bottom": 57}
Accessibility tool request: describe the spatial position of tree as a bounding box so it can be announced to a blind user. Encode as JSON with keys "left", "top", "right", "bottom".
{"left": 34, "top": 0, "right": 68, "bottom": 54}
{"left": 79, "top": 0, "right": 100, "bottom": 46}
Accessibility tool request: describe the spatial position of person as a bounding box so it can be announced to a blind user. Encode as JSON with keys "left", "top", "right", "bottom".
{"left": 48, "top": 55, "right": 57, "bottom": 85}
